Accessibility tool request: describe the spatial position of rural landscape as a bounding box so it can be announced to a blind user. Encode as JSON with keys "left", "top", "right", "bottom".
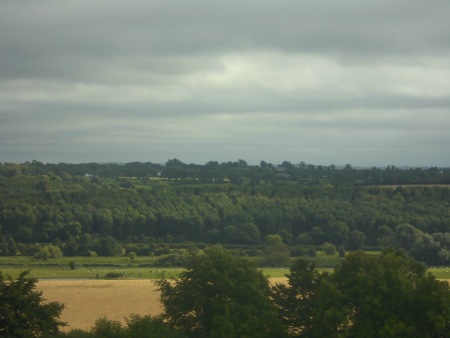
{"left": 2, "top": 0, "right": 450, "bottom": 337}
{"left": 1, "top": 160, "right": 450, "bottom": 337}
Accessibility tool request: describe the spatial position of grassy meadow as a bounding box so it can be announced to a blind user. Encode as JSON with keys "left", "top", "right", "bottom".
{"left": 0, "top": 254, "right": 322, "bottom": 279}
{"left": 2, "top": 253, "right": 450, "bottom": 279}
{"left": 0, "top": 255, "right": 182, "bottom": 279}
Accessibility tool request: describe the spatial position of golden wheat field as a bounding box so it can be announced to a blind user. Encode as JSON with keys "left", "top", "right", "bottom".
{"left": 37, "top": 278, "right": 289, "bottom": 331}
{"left": 37, "top": 280, "right": 164, "bottom": 331}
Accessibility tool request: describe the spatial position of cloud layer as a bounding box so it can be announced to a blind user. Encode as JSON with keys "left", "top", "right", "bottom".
{"left": 1, "top": 0, "right": 450, "bottom": 166}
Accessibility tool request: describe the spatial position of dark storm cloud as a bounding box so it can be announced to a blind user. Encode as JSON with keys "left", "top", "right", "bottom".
{"left": 1, "top": 0, "right": 450, "bottom": 165}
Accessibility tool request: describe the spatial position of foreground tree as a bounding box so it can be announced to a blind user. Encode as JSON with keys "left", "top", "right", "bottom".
{"left": 47, "top": 314, "right": 185, "bottom": 338}
{"left": 274, "top": 250, "right": 450, "bottom": 337}
{"left": 157, "top": 245, "right": 285, "bottom": 338}
{"left": 324, "top": 250, "right": 450, "bottom": 337}
{"left": 0, "top": 270, "right": 65, "bottom": 337}
{"left": 272, "top": 260, "right": 328, "bottom": 336}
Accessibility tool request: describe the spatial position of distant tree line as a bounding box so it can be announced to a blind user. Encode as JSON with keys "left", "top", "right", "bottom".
{"left": 1, "top": 159, "right": 449, "bottom": 185}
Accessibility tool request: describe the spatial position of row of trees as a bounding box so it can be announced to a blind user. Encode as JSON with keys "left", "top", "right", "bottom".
{"left": 3, "top": 247, "right": 450, "bottom": 337}
{"left": 1, "top": 160, "right": 449, "bottom": 185}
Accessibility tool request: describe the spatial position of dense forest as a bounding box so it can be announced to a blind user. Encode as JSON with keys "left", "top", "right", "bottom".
{"left": 1, "top": 160, "right": 449, "bottom": 265}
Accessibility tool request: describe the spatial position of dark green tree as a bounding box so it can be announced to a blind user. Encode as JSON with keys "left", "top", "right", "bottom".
{"left": 50, "top": 315, "right": 186, "bottom": 338}
{"left": 272, "top": 260, "right": 328, "bottom": 336}
{"left": 377, "top": 225, "right": 395, "bottom": 247}
{"left": 157, "top": 245, "right": 285, "bottom": 338}
{"left": 395, "top": 223, "right": 422, "bottom": 250}
{"left": 96, "top": 236, "right": 123, "bottom": 256}
{"left": 223, "top": 222, "right": 260, "bottom": 245}
{"left": 315, "top": 250, "right": 450, "bottom": 337}
{"left": 262, "top": 234, "right": 291, "bottom": 266}
{"left": 0, "top": 270, "right": 65, "bottom": 337}
{"left": 324, "top": 221, "right": 349, "bottom": 246}
{"left": 90, "top": 317, "right": 123, "bottom": 338}
{"left": 124, "top": 314, "right": 186, "bottom": 338}
{"left": 274, "top": 250, "right": 450, "bottom": 337}
{"left": 346, "top": 230, "right": 366, "bottom": 251}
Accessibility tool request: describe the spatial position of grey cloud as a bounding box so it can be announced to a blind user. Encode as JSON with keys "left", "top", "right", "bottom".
{"left": 1, "top": 1, "right": 450, "bottom": 166}
{"left": 2, "top": 1, "right": 450, "bottom": 80}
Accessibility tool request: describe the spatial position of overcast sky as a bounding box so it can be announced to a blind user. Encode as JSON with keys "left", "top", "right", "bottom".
{"left": 1, "top": 1, "right": 449, "bottom": 167}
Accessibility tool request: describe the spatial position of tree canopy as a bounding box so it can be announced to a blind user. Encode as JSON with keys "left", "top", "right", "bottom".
{"left": 156, "top": 245, "right": 285, "bottom": 338}
{"left": 272, "top": 250, "right": 450, "bottom": 337}
{"left": 1, "top": 166, "right": 449, "bottom": 265}
{"left": 0, "top": 160, "right": 450, "bottom": 268}
{"left": 0, "top": 270, "right": 65, "bottom": 337}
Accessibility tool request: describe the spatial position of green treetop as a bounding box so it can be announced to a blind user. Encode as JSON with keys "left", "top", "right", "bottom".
{"left": 157, "top": 245, "right": 285, "bottom": 338}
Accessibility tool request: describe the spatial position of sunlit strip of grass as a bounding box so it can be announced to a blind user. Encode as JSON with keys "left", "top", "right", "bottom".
{"left": 0, "top": 255, "right": 158, "bottom": 266}
{"left": 428, "top": 268, "right": 450, "bottom": 280}
{"left": 0, "top": 266, "right": 183, "bottom": 280}
{"left": 261, "top": 267, "right": 333, "bottom": 278}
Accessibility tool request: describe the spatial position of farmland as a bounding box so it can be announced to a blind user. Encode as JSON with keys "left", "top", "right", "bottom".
{"left": 29, "top": 262, "right": 450, "bottom": 332}
{"left": 2, "top": 251, "right": 450, "bottom": 335}
{"left": 37, "top": 279, "right": 163, "bottom": 331}
{"left": 36, "top": 277, "right": 296, "bottom": 332}
{"left": 0, "top": 254, "right": 448, "bottom": 331}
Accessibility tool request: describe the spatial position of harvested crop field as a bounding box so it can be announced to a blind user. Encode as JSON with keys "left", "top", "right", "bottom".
{"left": 37, "top": 280, "right": 163, "bottom": 331}
{"left": 37, "top": 278, "right": 289, "bottom": 331}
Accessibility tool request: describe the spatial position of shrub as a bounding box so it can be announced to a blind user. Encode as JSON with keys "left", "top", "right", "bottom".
{"left": 34, "top": 244, "right": 63, "bottom": 260}
{"left": 91, "top": 317, "right": 123, "bottom": 338}
{"left": 321, "top": 242, "right": 337, "bottom": 256}
{"left": 337, "top": 246, "right": 346, "bottom": 257}
{"left": 308, "top": 246, "right": 317, "bottom": 257}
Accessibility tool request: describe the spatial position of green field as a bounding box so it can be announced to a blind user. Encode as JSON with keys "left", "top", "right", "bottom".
{"left": 0, "top": 255, "right": 178, "bottom": 279}
{"left": 0, "top": 266, "right": 183, "bottom": 280}
{"left": 428, "top": 268, "right": 450, "bottom": 280}
{"left": 2, "top": 255, "right": 450, "bottom": 280}
{"left": 0, "top": 254, "right": 286, "bottom": 279}
{"left": 0, "top": 265, "right": 289, "bottom": 280}
{"left": 0, "top": 255, "right": 158, "bottom": 266}
{"left": 0, "top": 255, "right": 318, "bottom": 279}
